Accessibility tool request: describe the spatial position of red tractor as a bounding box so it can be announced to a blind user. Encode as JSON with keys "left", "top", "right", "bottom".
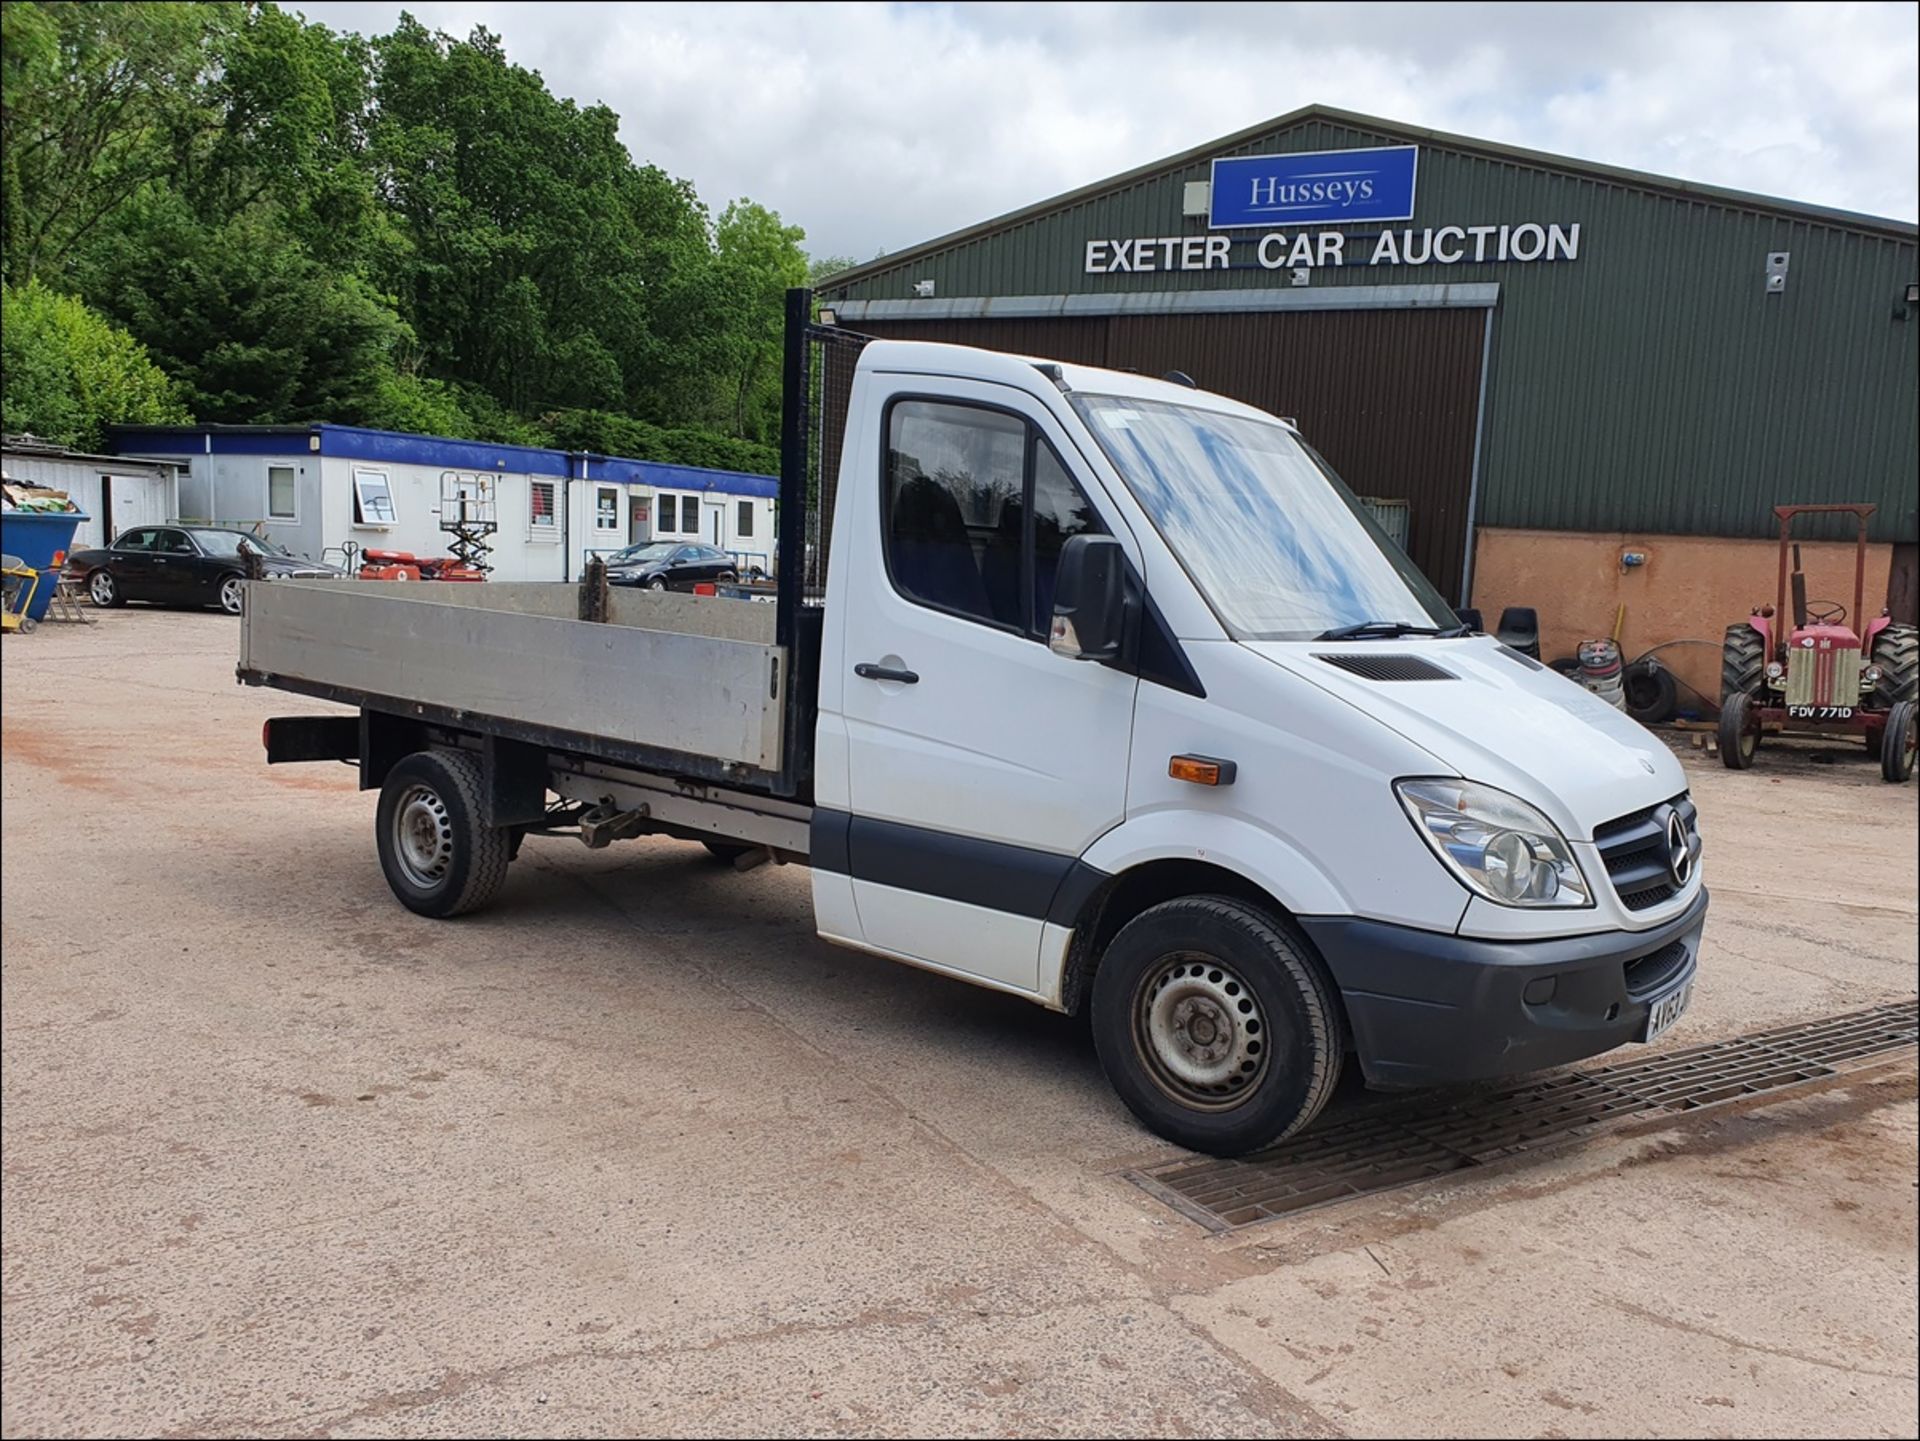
{"left": 1719, "top": 503, "right": 1916, "bottom": 782}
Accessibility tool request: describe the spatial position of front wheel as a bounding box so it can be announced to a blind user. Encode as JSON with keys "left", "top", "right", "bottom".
{"left": 1882, "top": 700, "right": 1917, "bottom": 783}
{"left": 1718, "top": 691, "right": 1759, "bottom": 769}
{"left": 1090, "top": 896, "right": 1343, "bottom": 1156}
{"left": 217, "top": 573, "right": 246, "bottom": 615}
{"left": 375, "top": 750, "right": 513, "bottom": 917}
{"left": 88, "top": 569, "right": 123, "bottom": 607}
{"left": 647, "top": 576, "right": 668, "bottom": 592}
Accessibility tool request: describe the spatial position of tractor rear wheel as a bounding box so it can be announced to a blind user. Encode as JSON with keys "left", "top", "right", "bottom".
{"left": 1720, "top": 623, "right": 1765, "bottom": 701}
{"left": 1870, "top": 623, "right": 1918, "bottom": 711}
{"left": 1718, "top": 691, "right": 1759, "bottom": 769}
{"left": 1882, "top": 700, "right": 1916, "bottom": 783}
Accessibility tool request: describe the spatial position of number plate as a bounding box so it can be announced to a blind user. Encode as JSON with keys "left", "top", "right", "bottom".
{"left": 1641, "top": 981, "right": 1692, "bottom": 1044}
{"left": 1787, "top": 705, "right": 1853, "bottom": 720}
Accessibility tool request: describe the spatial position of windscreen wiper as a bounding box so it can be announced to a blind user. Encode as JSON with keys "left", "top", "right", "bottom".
{"left": 1314, "top": 619, "right": 1469, "bottom": 641}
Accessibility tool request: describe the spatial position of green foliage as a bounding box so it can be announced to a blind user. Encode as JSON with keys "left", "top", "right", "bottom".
{"left": 541, "top": 410, "right": 778, "bottom": 477}
{"left": 2, "top": 1, "right": 828, "bottom": 465}
{"left": 81, "top": 196, "right": 410, "bottom": 423}
{"left": 1, "top": 278, "right": 189, "bottom": 448}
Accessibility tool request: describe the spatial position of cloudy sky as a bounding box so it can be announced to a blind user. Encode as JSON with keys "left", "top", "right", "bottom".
{"left": 296, "top": 1, "right": 1920, "bottom": 260}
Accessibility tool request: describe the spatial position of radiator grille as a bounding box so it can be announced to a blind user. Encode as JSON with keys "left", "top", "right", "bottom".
{"left": 1594, "top": 793, "right": 1699, "bottom": 911}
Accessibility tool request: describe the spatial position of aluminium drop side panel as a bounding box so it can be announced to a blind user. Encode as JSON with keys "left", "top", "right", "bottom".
{"left": 241, "top": 580, "right": 784, "bottom": 770}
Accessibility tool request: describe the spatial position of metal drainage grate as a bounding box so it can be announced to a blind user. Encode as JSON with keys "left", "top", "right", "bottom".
{"left": 1126, "top": 1000, "right": 1918, "bottom": 1232}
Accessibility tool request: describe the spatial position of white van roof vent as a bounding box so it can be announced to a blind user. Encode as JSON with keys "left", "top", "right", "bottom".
{"left": 1315, "top": 653, "right": 1456, "bottom": 682}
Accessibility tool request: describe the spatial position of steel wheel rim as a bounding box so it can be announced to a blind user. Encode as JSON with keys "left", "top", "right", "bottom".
{"left": 220, "top": 577, "right": 245, "bottom": 613}
{"left": 1133, "top": 954, "right": 1269, "bottom": 1111}
{"left": 393, "top": 784, "right": 454, "bottom": 888}
{"left": 89, "top": 572, "right": 114, "bottom": 604}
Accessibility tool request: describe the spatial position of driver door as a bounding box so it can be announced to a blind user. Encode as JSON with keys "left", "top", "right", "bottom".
{"left": 148, "top": 528, "right": 200, "bottom": 602}
{"left": 833, "top": 382, "right": 1139, "bottom": 993}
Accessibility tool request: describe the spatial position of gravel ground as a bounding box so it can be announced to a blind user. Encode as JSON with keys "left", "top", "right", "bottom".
{"left": 3, "top": 606, "right": 1915, "bottom": 1439}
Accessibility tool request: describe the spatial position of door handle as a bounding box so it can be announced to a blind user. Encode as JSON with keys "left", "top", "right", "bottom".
{"left": 854, "top": 662, "right": 919, "bottom": 684}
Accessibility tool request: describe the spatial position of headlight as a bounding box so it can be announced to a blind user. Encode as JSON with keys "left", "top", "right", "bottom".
{"left": 1395, "top": 779, "right": 1592, "bottom": 908}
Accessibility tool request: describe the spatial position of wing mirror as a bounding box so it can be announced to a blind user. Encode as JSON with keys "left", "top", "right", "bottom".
{"left": 1049, "top": 534, "right": 1126, "bottom": 661}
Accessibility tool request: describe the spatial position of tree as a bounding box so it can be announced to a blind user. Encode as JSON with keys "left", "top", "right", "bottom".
{"left": 808, "top": 253, "right": 857, "bottom": 286}
{"left": 79, "top": 195, "right": 409, "bottom": 423}
{"left": 3, "top": 3, "right": 818, "bottom": 458}
{"left": 1, "top": 278, "right": 189, "bottom": 447}
{"left": 0, "top": 1, "right": 233, "bottom": 284}
{"left": 709, "top": 201, "right": 810, "bottom": 441}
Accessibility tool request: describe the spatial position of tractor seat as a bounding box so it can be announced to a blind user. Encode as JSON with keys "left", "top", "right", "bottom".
{"left": 1496, "top": 606, "right": 1541, "bottom": 659}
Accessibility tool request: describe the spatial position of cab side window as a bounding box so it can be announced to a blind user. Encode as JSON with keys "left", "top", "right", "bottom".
{"left": 1031, "top": 444, "right": 1102, "bottom": 634}
{"left": 883, "top": 400, "right": 1103, "bottom": 636}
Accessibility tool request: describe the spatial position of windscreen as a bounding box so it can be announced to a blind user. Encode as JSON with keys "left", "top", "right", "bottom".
{"left": 610, "top": 542, "right": 677, "bottom": 563}
{"left": 1070, "top": 394, "right": 1457, "bottom": 640}
{"left": 194, "top": 530, "right": 285, "bottom": 557}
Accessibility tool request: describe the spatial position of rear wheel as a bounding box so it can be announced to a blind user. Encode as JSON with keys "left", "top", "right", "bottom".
{"left": 1720, "top": 622, "right": 1764, "bottom": 701}
{"left": 375, "top": 750, "right": 513, "bottom": 917}
{"left": 1090, "top": 896, "right": 1343, "bottom": 1157}
{"left": 1871, "top": 623, "right": 1918, "bottom": 711}
{"left": 1718, "top": 690, "right": 1759, "bottom": 769}
{"left": 1882, "top": 700, "right": 1916, "bottom": 783}
{"left": 88, "top": 569, "right": 123, "bottom": 607}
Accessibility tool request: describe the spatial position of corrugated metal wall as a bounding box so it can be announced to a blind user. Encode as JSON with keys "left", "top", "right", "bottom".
{"left": 1, "top": 450, "right": 174, "bottom": 550}
{"left": 824, "top": 115, "right": 1919, "bottom": 543}
{"left": 852, "top": 307, "right": 1485, "bottom": 598}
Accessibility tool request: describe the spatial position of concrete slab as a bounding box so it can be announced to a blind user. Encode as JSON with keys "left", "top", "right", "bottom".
{"left": 2, "top": 608, "right": 1914, "bottom": 1438}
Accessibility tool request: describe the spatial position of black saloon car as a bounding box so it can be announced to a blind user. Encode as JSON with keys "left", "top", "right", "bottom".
{"left": 603, "top": 541, "right": 738, "bottom": 591}
{"left": 67, "top": 526, "right": 344, "bottom": 614}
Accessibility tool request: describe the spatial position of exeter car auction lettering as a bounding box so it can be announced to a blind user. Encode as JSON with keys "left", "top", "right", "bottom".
{"left": 1083, "top": 223, "right": 1581, "bottom": 274}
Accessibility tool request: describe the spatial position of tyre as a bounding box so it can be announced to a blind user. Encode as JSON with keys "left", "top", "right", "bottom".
{"left": 374, "top": 750, "right": 513, "bottom": 917}
{"left": 1718, "top": 690, "right": 1759, "bottom": 769}
{"left": 647, "top": 576, "right": 668, "bottom": 592}
{"left": 1720, "top": 622, "right": 1764, "bottom": 701}
{"left": 1871, "top": 623, "right": 1918, "bottom": 711}
{"left": 1090, "top": 896, "right": 1343, "bottom": 1157}
{"left": 1882, "top": 700, "right": 1916, "bottom": 783}
{"left": 217, "top": 573, "right": 245, "bottom": 615}
{"left": 88, "top": 569, "right": 123, "bottom": 607}
{"left": 718, "top": 570, "right": 738, "bottom": 583}
{"left": 1623, "top": 660, "right": 1678, "bottom": 725}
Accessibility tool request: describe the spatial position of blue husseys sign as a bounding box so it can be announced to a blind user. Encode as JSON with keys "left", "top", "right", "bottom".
{"left": 1209, "top": 145, "right": 1419, "bottom": 228}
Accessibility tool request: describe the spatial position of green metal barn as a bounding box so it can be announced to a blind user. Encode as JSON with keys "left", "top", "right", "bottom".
{"left": 817, "top": 105, "right": 1918, "bottom": 664}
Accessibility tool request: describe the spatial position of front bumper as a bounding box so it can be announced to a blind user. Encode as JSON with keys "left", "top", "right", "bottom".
{"left": 1298, "top": 889, "right": 1707, "bottom": 1089}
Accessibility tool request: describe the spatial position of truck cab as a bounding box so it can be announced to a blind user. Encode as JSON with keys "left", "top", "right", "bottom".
{"left": 807, "top": 340, "right": 1706, "bottom": 1152}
